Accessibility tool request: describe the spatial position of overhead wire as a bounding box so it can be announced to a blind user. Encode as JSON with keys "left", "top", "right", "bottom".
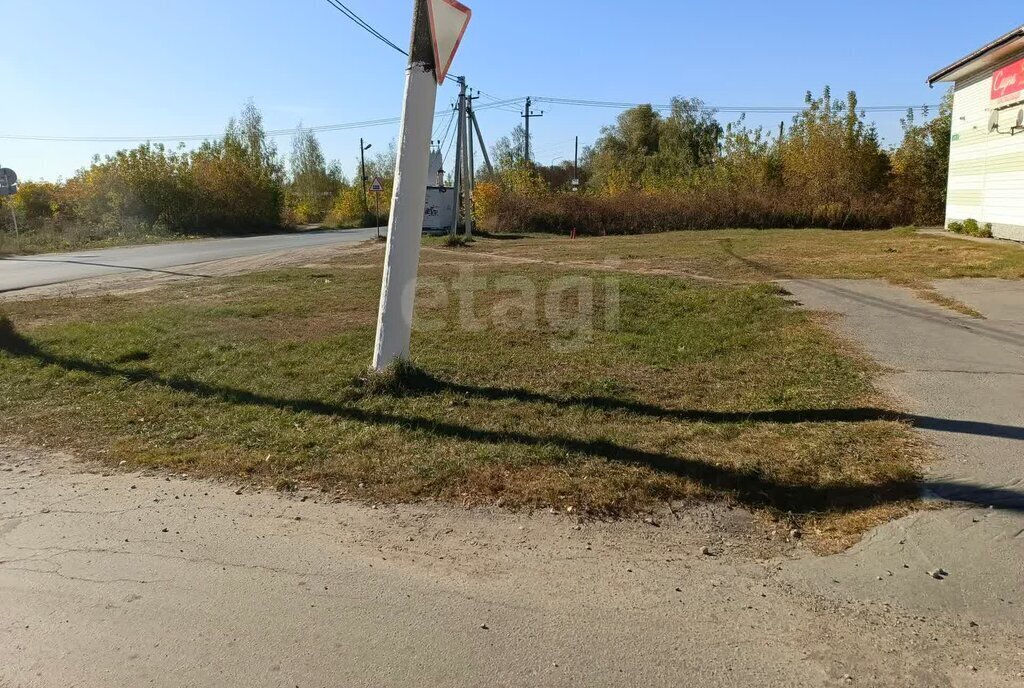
{"left": 0, "top": 94, "right": 938, "bottom": 143}
{"left": 436, "top": 105, "right": 457, "bottom": 152}
{"left": 322, "top": 0, "right": 407, "bottom": 56}
{"left": 532, "top": 96, "right": 939, "bottom": 114}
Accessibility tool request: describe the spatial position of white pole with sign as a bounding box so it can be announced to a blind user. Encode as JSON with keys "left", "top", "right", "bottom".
{"left": 372, "top": 0, "right": 471, "bottom": 371}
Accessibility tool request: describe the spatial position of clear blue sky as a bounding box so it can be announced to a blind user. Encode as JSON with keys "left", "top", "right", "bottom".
{"left": 3, "top": 1, "right": 1022, "bottom": 181}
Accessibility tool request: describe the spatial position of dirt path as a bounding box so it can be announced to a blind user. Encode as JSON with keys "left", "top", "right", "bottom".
{"left": 2, "top": 446, "right": 1020, "bottom": 687}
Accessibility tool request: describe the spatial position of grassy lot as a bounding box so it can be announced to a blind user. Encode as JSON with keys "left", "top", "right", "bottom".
{"left": 0, "top": 237, "right": 935, "bottom": 549}
{"left": 466, "top": 228, "right": 1024, "bottom": 317}
{"left": 468, "top": 228, "right": 1024, "bottom": 281}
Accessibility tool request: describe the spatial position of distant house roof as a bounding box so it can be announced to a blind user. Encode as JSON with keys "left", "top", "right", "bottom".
{"left": 928, "top": 26, "right": 1024, "bottom": 86}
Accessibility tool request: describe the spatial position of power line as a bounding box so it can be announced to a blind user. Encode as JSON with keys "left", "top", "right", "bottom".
{"left": 322, "top": 0, "right": 407, "bottom": 56}
{"left": 437, "top": 106, "right": 457, "bottom": 152}
{"left": 0, "top": 112, "right": 456, "bottom": 143}
{"left": 321, "top": 0, "right": 463, "bottom": 85}
{"left": 0, "top": 96, "right": 939, "bottom": 143}
{"left": 532, "top": 96, "right": 940, "bottom": 114}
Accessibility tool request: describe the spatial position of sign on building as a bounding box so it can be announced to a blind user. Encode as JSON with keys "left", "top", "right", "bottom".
{"left": 992, "top": 57, "right": 1024, "bottom": 106}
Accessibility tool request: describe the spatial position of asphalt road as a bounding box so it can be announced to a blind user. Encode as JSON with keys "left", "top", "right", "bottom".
{"left": 779, "top": 278, "right": 1024, "bottom": 624}
{"left": 0, "top": 229, "right": 378, "bottom": 293}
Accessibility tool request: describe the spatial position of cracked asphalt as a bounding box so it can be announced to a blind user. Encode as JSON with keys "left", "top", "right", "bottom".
{"left": 1, "top": 277, "right": 1022, "bottom": 686}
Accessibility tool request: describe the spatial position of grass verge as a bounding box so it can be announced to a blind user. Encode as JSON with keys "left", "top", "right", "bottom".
{"left": 0, "top": 247, "right": 929, "bottom": 550}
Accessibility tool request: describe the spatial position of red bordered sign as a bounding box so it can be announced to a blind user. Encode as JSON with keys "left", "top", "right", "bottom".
{"left": 426, "top": 0, "right": 472, "bottom": 85}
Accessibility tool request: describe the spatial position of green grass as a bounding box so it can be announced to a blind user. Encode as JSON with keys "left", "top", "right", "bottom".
{"left": 0, "top": 248, "right": 927, "bottom": 547}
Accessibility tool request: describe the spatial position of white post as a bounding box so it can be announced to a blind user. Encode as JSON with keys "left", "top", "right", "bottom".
{"left": 372, "top": 0, "right": 438, "bottom": 371}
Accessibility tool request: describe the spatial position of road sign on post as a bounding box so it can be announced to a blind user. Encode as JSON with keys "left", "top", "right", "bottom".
{"left": 0, "top": 167, "right": 18, "bottom": 240}
{"left": 370, "top": 177, "right": 385, "bottom": 240}
{"left": 0, "top": 168, "right": 17, "bottom": 197}
{"left": 372, "top": 0, "right": 472, "bottom": 372}
{"left": 426, "top": 0, "right": 472, "bottom": 85}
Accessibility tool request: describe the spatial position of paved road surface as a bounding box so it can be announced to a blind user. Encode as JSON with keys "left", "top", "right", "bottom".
{"left": 0, "top": 229, "right": 378, "bottom": 293}
{"left": 2, "top": 278, "right": 1023, "bottom": 686}
{"left": 779, "top": 278, "right": 1024, "bottom": 624}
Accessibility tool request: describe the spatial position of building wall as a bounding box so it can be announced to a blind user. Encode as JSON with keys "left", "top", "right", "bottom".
{"left": 947, "top": 50, "right": 1024, "bottom": 241}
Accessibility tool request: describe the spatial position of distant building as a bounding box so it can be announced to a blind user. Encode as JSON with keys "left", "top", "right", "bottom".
{"left": 929, "top": 26, "right": 1024, "bottom": 241}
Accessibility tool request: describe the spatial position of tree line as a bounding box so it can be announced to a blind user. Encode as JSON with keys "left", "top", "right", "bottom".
{"left": 478, "top": 87, "right": 952, "bottom": 233}
{"left": 0, "top": 101, "right": 395, "bottom": 251}
{"left": 1, "top": 87, "right": 953, "bottom": 251}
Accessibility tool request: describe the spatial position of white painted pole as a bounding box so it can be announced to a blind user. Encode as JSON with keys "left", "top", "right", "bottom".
{"left": 371, "top": 0, "right": 438, "bottom": 371}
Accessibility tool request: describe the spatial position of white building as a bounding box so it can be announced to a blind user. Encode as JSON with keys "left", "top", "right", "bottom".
{"left": 929, "top": 26, "right": 1024, "bottom": 241}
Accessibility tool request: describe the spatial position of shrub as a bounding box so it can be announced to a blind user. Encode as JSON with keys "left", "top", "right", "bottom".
{"left": 947, "top": 221, "right": 964, "bottom": 234}
{"left": 443, "top": 234, "right": 472, "bottom": 248}
{"left": 962, "top": 218, "right": 981, "bottom": 236}
{"left": 478, "top": 187, "right": 908, "bottom": 235}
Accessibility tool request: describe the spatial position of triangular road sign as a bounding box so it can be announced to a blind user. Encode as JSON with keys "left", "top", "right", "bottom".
{"left": 426, "top": 0, "right": 472, "bottom": 85}
{"left": 370, "top": 177, "right": 385, "bottom": 193}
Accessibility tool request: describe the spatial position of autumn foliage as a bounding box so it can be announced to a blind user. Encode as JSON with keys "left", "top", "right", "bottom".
{"left": 476, "top": 87, "right": 952, "bottom": 234}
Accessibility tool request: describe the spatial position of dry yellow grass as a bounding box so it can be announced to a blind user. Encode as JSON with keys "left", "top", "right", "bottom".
{"left": 467, "top": 228, "right": 1024, "bottom": 284}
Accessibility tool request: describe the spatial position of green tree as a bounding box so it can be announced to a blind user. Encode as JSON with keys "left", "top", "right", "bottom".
{"left": 782, "top": 87, "right": 890, "bottom": 204}
{"left": 891, "top": 90, "right": 952, "bottom": 224}
{"left": 287, "top": 125, "right": 343, "bottom": 224}
{"left": 587, "top": 98, "right": 723, "bottom": 191}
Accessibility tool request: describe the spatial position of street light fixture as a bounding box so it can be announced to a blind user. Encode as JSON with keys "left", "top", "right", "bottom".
{"left": 360, "top": 139, "right": 374, "bottom": 211}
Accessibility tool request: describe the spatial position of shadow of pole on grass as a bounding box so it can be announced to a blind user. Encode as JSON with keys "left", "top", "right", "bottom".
{"left": 2, "top": 317, "right": 1022, "bottom": 514}
{"left": 357, "top": 366, "right": 1024, "bottom": 442}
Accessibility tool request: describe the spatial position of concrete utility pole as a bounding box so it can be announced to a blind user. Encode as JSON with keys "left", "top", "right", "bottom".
{"left": 372, "top": 0, "right": 439, "bottom": 371}
{"left": 574, "top": 135, "right": 579, "bottom": 179}
{"left": 464, "top": 90, "right": 478, "bottom": 237}
{"left": 470, "top": 109, "right": 493, "bottom": 175}
{"left": 451, "top": 77, "right": 467, "bottom": 236}
{"left": 521, "top": 97, "right": 544, "bottom": 164}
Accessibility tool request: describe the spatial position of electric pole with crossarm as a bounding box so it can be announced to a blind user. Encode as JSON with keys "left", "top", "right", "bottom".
{"left": 521, "top": 97, "right": 543, "bottom": 164}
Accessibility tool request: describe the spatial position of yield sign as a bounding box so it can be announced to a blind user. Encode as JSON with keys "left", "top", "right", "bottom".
{"left": 426, "top": 0, "right": 472, "bottom": 85}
